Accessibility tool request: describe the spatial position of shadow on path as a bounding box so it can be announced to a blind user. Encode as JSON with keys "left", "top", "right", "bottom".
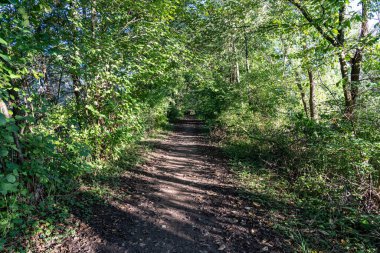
{"left": 53, "top": 119, "right": 289, "bottom": 253}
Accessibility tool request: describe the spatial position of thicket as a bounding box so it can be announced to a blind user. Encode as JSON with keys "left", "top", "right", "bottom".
{"left": 0, "top": 0, "right": 192, "bottom": 250}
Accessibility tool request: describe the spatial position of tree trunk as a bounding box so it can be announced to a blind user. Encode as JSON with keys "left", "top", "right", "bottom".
{"left": 0, "top": 100, "right": 10, "bottom": 118}
{"left": 244, "top": 34, "right": 249, "bottom": 73}
{"left": 308, "top": 69, "right": 317, "bottom": 120}
{"left": 235, "top": 60, "right": 240, "bottom": 84}
{"left": 350, "top": 0, "right": 369, "bottom": 107}
{"left": 296, "top": 71, "right": 308, "bottom": 118}
{"left": 289, "top": 0, "right": 368, "bottom": 118}
{"left": 336, "top": 3, "right": 355, "bottom": 117}
{"left": 231, "top": 40, "right": 240, "bottom": 84}
{"left": 91, "top": 0, "right": 97, "bottom": 39}
{"left": 244, "top": 33, "right": 254, "bottom": 106}
{"left": 338, "top": 51, "right": 353, "bottom": 116}
{"left": 42, "top": 59, "right": 52, "bottom": 100}
{"left": 71, "top": 74, "right": 82, "bottom": 129}
{"left": 56, "top": 69, "right": 63, "bottom": 104}
{"left": 0, "top": 98, "right": 24, "bottom": 163}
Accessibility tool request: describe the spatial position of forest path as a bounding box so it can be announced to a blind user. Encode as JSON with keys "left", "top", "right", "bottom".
{"left": 53, "top": 119, "right": 282, "bottom": 253}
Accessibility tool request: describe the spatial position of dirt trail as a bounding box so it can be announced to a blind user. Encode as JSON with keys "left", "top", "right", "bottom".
{"left": 53, "top": 119, "right": 283, "bottom": 253}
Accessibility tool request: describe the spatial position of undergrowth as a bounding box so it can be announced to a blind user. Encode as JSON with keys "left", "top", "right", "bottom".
{"left": 211, "top": 108, "right": 380, "bottom": 252}
{"left": 0, "top": 113, "right": 169, "bottom": 252}
{"left": 230, "top": 160, "right": 379, "bottom": 252}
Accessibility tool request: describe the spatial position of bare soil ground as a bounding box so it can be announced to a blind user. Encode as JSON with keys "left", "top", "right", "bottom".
{"left": 50, "top": 119, "right": 286, "bottom": 253}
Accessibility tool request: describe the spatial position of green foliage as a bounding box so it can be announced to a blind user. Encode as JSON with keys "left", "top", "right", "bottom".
{"left": 0, "top": 0, "right": 189, "bottom": 249}
{"left": 165, "top": 0, "right": 380, "bottom": 251}
{"left": 215, "top": 107, "right": 380, "bottom": 251}
{"left": 0, "top": 0, "right": 379, "bottom": 251}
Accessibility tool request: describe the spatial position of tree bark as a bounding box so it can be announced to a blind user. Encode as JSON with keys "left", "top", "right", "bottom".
{"left": 56, "top": 69, "right": 63, "bottom": 104}
{"left": 308, "top": 69, "right": 317, "bottom": 120}
{"left": 350, "top": 0, "right": 369, "bottom": 105}
{"left": 244, "top": 34, "right": 249, "bottom": 73}
{"left": 232, "top": 41, "right": 240, "bottom": 83}
{"left": 42, "top": 58, "right": 52, "bottom": 100}
{"left": 296, "top": 71, "right": 309, "bottom": 118}
{"left": 91, "top": 0, "right": 97, "bottom": 39}
{"left": 71, "top": 74, "right": 82, "bottom": 129}
{"left": 0, "top": 100, "right": 10, "bottom": 118}
{"left": 235, "top": 60, "right": 240, "bottom": 84}
{"left": 245, "top": 34, "right": 253, "bottom": 106}
{"left": 289, "top": 0, "right": 368, "bottom": 118}
{"left": 0, "top": 98, "right": 24, "bottom": 163}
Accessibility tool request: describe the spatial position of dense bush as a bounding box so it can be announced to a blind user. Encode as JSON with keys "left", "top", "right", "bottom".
{"left": 206, "top": 103, "right": 379, "bottom": 250}
{"left": 0, "top": 0, "right": 190, "bottom": 249}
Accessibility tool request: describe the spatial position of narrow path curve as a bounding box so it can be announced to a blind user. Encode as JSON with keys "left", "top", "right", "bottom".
{"left": 54, "top": 119, "right": 283, "bottom": 253}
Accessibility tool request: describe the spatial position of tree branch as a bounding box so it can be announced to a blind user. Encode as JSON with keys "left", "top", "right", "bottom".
{"left": 288, "top": 0, "right": 338, "bottom": 46}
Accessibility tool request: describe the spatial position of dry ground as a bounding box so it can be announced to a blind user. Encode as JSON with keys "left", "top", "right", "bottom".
{"left": 49, "top": 119, "right": 285, "bottom": 253}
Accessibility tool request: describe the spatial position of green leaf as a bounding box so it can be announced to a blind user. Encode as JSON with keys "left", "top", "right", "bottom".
{"left": 0, "top": 38, "right": 7, "bottom": 45}
{"left": 6, "top": 124, "right": 19, "bottom": 132}
{"left": 9, "top": 74, "right": 21, "bottom": 79}
{"left": 6, "top": 174, "right": 16, "bottom": 183}
{"left": 4, "top": 135, "right": 13, "bottom": 143}
{"left": 0, "top": 54, "right": 10, "bottom": 62}
{"left": 12, "top": 169, "right": 19, "bottom": 177}
{"left": 0, "top": 149, "right": 8, "bottom": 157}
{"left": 0, "top": 182, "right": 18, "bottom": 195}
{"left": 0, "top": 114, "right": 6, "bottom": 126}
